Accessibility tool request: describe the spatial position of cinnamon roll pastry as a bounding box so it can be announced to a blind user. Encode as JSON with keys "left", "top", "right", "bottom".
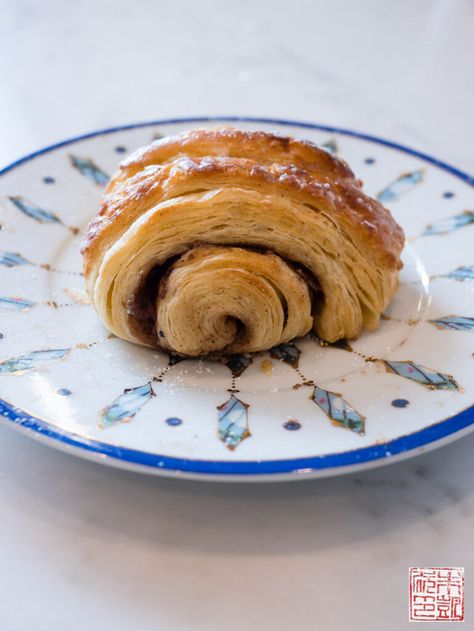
{"left": 82, "top": 127, "right": 404, "bottom": 356}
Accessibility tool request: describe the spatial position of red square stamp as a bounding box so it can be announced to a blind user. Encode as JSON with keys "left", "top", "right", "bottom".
{"left": 409, "top": 567, "right": 464, "bottom": 622}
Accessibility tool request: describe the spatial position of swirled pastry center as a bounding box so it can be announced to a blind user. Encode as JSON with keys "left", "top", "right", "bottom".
{"left": 155, "top": 245, "right": 313, "bottom": 355}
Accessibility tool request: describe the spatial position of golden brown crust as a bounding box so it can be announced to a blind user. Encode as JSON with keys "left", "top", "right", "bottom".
{"left": 82, "top": 127, "right": 405, "bottom": 354}
{"left": 83, "top": 151, "right": 403, "bottom": 280}
{"left": 110, "top": 127, "right": 356, "bottom": 186}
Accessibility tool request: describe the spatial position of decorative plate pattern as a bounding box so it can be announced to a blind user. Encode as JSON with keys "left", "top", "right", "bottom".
{"left": 0, "top": 117, "right": 473, "bottom": 481}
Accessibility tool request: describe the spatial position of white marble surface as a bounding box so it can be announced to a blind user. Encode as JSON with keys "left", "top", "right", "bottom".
{"left": 0, "top": 0, "right": 473, "bottom": 629}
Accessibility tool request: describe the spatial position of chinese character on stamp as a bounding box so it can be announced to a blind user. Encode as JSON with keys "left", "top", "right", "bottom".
{"left": 409, "top": 567, "right": 464, "bottom": 622}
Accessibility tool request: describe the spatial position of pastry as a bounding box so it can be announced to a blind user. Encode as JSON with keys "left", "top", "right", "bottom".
{"left": 82, "top": 127, "right": 404, "bottom": 356}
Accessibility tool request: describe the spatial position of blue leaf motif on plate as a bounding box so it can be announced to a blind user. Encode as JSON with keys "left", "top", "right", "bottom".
{"left": 217, "top": 395, "right": 250, "bottom": 450}
{"left": 384, "top": 361, "right": 459, "bottom": 390}
{"left": 441, "top": 265, "right": 474, "bottom": 281}
{"left": 101, "top": 383, "right": 155, "bottom": 427}
{"left": 8, "top": 196, "right": 63, "bottom": 225}
{"left": 270, "top": 342, "right": 301, "bottom": 368}
{"left": 69, "top": 155, "right": 109, "bottom": 186}
{"left": 320, "top": 139, "right": 338, "bottom": 155}
{"left": 0, "top": 348, "right": 70, "bottom": 375}
{"left": 377, "top": 170, "right": 423, "bottom": 203}
{"left": 312, "top": 386, "right": 365, "bottom": 435}
{"left": 0, "top": 252, "right": 32, "bottom": 268}
{"left": 0, "top": 296, "right": 36, "bottom": 311}
{"left": 429, "top": 316, "right": 474, "bottom": 331}
{"left": 225, "top": 354, "right": 253, "bottom": 377}
{"left": 423, "top": 210, "right": 474, "bottom": 236}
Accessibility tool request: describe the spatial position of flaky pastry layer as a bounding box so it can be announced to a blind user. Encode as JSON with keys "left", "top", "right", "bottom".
{"left": 82, "top": 127, "right": 404, "bottom": 355}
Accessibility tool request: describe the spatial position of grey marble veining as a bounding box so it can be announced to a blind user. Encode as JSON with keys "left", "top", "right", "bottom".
{"left": 0, "top": 0, "right": 473, "bottom": 629}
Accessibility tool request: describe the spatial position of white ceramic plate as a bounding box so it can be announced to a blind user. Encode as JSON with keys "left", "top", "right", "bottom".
{"left": 0, "top": 117, "right": 473, "bottom": 481}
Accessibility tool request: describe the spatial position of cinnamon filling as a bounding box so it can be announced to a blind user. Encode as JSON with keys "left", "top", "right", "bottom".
{"left": 126, "top": 243, "right": 323, "bottom": 348}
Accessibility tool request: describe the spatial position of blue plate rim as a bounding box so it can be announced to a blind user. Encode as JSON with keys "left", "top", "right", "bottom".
{"left": 0, "top": 398, "right": 473, "bottom": 476}
{"left": 0, "top": 115, "right": 473, "bottom": 477}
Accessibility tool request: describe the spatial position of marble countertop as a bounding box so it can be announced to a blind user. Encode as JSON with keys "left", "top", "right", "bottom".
{"left": 0, "top": 1, "right": 473, "bottom": 629}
